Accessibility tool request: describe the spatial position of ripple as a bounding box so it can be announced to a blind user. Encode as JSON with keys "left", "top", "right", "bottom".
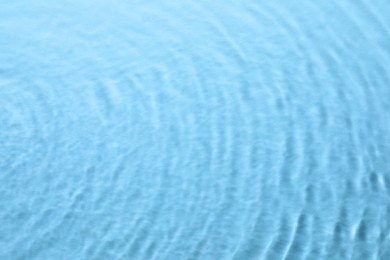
{"left": 1, "top": 0, "right": 390, "bottom": 259}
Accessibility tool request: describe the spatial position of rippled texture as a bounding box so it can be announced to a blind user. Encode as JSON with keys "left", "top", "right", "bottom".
{"left": 1, "top": 1, "right": 390, "bottom": 259}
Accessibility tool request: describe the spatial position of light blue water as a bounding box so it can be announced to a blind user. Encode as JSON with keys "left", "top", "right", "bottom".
{"left": 1, "top": 1, "right": 390, "bottom": 259}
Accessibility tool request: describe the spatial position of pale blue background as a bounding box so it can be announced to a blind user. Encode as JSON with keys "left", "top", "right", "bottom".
{"left": 1, "top": 1, "right": 390, "bottom": 259}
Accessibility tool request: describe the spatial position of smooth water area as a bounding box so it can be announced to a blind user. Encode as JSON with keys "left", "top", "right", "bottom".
{"left": 1, "top": 1, "right": 390, "bottom": 259}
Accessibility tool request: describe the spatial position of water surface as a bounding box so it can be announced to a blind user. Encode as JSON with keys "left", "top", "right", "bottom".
{"left": 1, "top": 0, "right": 390, "bottom": 259}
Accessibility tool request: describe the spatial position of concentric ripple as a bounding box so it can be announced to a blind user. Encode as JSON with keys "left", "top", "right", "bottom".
{"left": 1, "top": 0, "right": 390, "bottom": 259}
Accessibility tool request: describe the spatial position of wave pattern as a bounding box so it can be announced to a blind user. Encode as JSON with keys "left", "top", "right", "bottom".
{"left": 1, "top": 0, "right": 390, "bottom": 259}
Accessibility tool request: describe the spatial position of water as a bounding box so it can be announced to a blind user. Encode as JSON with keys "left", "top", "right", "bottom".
{"left": 1, "top": 1, "right": 390, "bottom": 259}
